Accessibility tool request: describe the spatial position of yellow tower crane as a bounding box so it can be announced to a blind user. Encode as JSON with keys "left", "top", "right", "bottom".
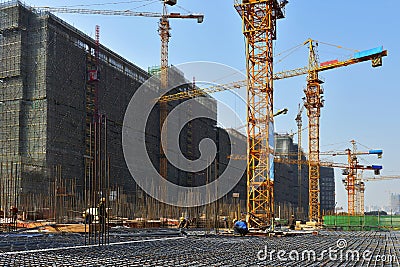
{"left": 303, "top": 39, "right": 387, "bottom": 222}
{"left": 233, "top": 0, "right": 288, "bottom": 226}
{"left": 158, "top": 1, "right": 203, "bottom": 182}
{"left": 36, "top": 1, "right": 204, "bottom": 182}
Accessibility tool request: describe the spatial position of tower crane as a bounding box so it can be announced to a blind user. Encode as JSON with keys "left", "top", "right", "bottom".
{"left": 233, "top": 0, "right": 287, "bottom": 227}
{"left": 357, "top": 175, "right": 400, "bottom": 214}
{"left": 157, "top": 1, "right": 203, "bottom": 183}
{"left": 323, "top": 140, "right": 383, "bottom": 215}
{"left": 302, "top": 39, "right": 387, "bottom": 222}
{"left": 159, "top": 39, "right": 387, "bottom": 223}
{"left": 35, "top": 1, "right": 204, "bottom": 183}
{"left": 277, "top": 154, "right": 382, "bottom": 217}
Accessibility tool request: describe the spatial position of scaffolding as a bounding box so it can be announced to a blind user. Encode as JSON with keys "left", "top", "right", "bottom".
{"left": 0, "top": 1, "right": 47, "bottom": 220}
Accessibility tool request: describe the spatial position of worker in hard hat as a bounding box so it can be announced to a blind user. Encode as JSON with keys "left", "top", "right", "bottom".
{"left": 233, "top": 218, "right": 249, "bottom": 236}
{"left": 223, "top": 217, "right": 229, "bottom": 229}
{"left": 83, "top": 208, "right": 94, "bottom": 224}
{"left": 97, "top": 197, "right": 107, "bottom": 232}
{"left": 178, "top": 217, "right": 190, "bottom": 229}
{"left": 289, "top": 214, "right": 296, "bottom": 230}
{"left": 10, "top": 206, "right": 18, "bottom": 231}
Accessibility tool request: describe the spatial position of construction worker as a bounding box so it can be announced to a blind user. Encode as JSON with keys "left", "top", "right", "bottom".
{"left": 83, "top": 208, "right": 95, "bottom": 224}
{"left": 223, "top": 217, "right": 229, "bottom": 229}
{"left": 178, "top": 217, "right": 190, "bottom": 229}
{"left": 289, "top": 214, "right": 296, "bottom": 230}
{"left": 97, "top": 198, "right": 107, "bottom": 233}
{"left": 10, "top": 206, "right": 18, "bottom": 231}
{"left": 233, "top": 218, "right": 249, "bottom": 236}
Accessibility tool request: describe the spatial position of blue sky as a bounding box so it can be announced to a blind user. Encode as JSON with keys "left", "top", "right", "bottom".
{"left": 26, "top": 0, "right": 400, "bottom": 210}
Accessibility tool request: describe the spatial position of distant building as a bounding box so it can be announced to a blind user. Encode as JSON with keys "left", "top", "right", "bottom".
{"left": 390, "top": 193, "right": 400, "bottom": 213}
{"left": 217, "top": 128, "right": 247, "bottom": 212}
{"left": 217, "top": 132, "right": 336, "bottom": 220}
{"left": 274, "top": 133, "right": 336, "bottom": 218}
{"left": 320, "top": 167, "right": 335, "bottom": 214}
{"left": 274, "top": 133, "right": 308, "bottom": 218}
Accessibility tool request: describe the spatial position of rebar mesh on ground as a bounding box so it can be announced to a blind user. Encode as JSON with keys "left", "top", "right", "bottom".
{"left": 0, "top": 231, "right": 399, "bottom": 266}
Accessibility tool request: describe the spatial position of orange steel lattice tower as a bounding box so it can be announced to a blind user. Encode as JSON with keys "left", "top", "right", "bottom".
{"left": 235, "top": 0, "right": 286, "bottom": 225}
{"left": 346, "top": 140, "right": 358, "bottom": 216}
{"left": 158, "top": 2, "right": 171, "bottom": 181}
{"left": 304, "top": 40, "right": 324, "bottom": 222}
{"left": 157, "top": 1, "right": 203, "bottom": 181}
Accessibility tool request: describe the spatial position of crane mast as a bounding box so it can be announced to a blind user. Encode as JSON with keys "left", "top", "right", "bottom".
{"left": 346, "top": 140, "right": 358, "bottom": 215}
{"left": 159, "top": 1, "right": 171, "bottom": 183}
{"left": 304, "top": 40, "right": 324, "bottom": 222}
{"left": 235, "top": 0, "right": 286, "bottom": 226}
{"left": 355, "top": 173, "right": 365, "bottom": 215}
{"left": 359, "top": 180, "right": 365, "bottom": 214}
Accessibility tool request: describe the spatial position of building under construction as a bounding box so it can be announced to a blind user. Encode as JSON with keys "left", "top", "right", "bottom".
{"left": 0, "top": 1, "right": 334, "bottom": 223}
{"left": 0, "top": 1, "right": 242, "bottom": 222}
{"left": 0, "top": 0, "right": 152, "bottom": 219}
{"left": 274, "top": 133, "right": 335, "bottom": 218}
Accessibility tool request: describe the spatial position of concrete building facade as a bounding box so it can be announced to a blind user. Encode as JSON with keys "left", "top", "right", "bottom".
{"left": 274, "top": 133, "right": 336, "bottom": 218}
{"left": 390, "top": 193, "right": 400, "bottom": 214}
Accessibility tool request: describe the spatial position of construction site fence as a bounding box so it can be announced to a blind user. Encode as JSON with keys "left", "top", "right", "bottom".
{"left": 323, "top": 215, "right": 400, "bottom": 231}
